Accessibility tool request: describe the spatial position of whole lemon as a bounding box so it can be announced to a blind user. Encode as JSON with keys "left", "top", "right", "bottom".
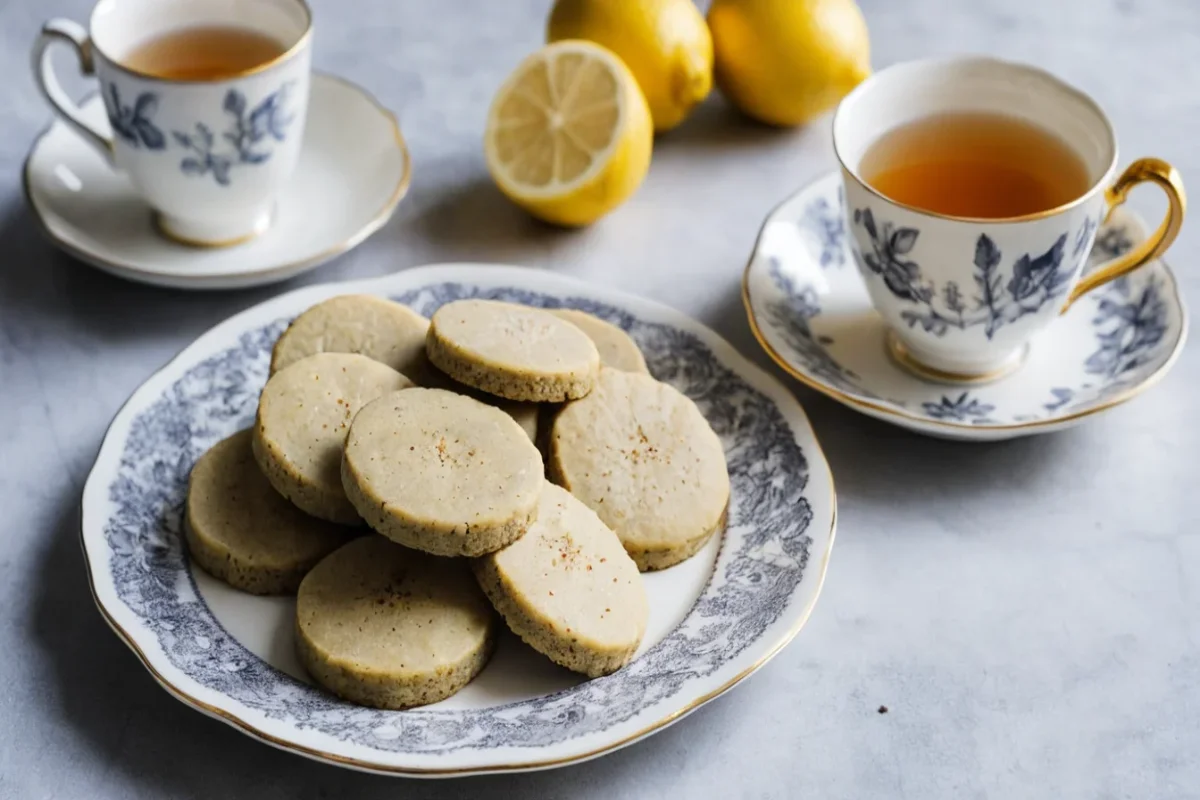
{"left": 547, "top": 0, "right": 712, "bottom": 132}
{"left": 708, "top": 0, "right": 871, "bottom": 127}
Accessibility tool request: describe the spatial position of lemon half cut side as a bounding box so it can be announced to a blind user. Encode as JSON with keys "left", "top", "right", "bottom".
{"left": 485, "top": 40, "right": 653, "bottom": 227}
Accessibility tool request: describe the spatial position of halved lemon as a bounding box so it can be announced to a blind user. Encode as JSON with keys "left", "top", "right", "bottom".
{"left": 484, "top": 40, "right": 653, "bottom": 227}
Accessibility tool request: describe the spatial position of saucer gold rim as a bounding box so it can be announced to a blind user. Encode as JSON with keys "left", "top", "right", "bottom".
{"left": 22, "top": 72, "right": 413, "bottom": 289}
{"left": 741, "top": 175, "right": 1190, "bottom": 435}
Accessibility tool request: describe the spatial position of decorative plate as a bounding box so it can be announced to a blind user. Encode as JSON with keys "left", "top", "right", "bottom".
{"left": 81, "top": 264, "right": 836, "bottom": 776}
{"left": 743, "top": 171, "right": 1188, "bottom": 441}
{"left": 24, "top": 73, "right": 411, "bottom": 290}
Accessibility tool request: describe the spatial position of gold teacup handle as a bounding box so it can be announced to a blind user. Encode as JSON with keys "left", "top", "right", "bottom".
{"left": 1065, "top": 157, "right": 1186, "bottom": 309}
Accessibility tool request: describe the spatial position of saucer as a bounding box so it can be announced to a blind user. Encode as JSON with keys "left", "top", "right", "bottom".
{"left": 23, "top": 73, "right": 411, "bottom": 290}
{"left": 743, "top": 171, "right": 1187, "bottom": 441}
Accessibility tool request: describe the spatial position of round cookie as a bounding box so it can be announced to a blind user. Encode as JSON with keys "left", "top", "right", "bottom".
{"left": 253, "top": 353, "right": 413, "bottom": 524}
{"left": 341, "top": 388, "right": 544, "bottom": 556}
{"left": 186, "top": 430, "right": 352, "bottom": 595}
{"left": 473, "top": 484, "right": 648, "bottom": 677}
{"left": 498, "top": 401, "right": 539, "bottom": 442}
{"left": 270, "top": 294, "right": 429, "bottom": 379}
{"left": 550, "top": 308, "right": 649, "bottom": 374}
{"left": 426, "top": 299, "right": 600, "bottom": 402}
{"left": 418, "top": 367, "right": 540, "bottom": 442}
{"left": 549, "top": 368, "right": 730, "bottom": 571}
{"left": 296, "top": 536, "right": 496, "bottom": 709}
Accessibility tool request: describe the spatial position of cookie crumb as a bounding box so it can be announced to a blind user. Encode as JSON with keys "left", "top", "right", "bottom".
{"left": 877, "top": 705, "right": 888, "bottom": 714}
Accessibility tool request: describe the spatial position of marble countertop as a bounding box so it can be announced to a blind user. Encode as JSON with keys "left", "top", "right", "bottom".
{"left": 2, "top": 0, "right": 1197, "bottom": 797}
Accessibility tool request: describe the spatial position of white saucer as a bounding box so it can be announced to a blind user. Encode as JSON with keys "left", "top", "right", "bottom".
{"left": 23, "top": 73, "right": 411, "bottom": 290}
{"left": 743, "top": 171, "right": 1188, "bottom": 441}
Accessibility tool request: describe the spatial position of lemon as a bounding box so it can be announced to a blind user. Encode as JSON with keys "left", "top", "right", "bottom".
{"left": 708, "top": 0, "right": 871, "bottom": 127}
{"left": 485, "top": 40, "right": 653, "bottom": 227}
{"left": 547, "top": 0, "right": 712, "bottom": 132}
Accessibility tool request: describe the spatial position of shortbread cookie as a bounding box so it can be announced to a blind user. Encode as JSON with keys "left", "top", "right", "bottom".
{"left": 426, "top": 299, "right": 600, "bottom": 401}
{"left": 419, "top": 368, "right": 540, "bottom": 442}
{"left": 270, "top": 294, "right": 429, "bottom": 379}
{"left": 341, "top": 388, "right": 544, "bottom": 556}
{"left": 550, "top": 308, "right": 648, "bottom": 374}
{"left": 498, "top": 401, "right": 539, "bottom": 441}
{"left": 296, "top": 537, "right": 495, "bottom": 709}
{"left": 186, "top": 430, "right": 351, "bottom": 595}
{"left": 549, "top": 368, "right": 730, "bottom": 570}
{"left": 253, "top": 353, "right": 413, "bottom": 524}
{"left": 473, "top": 484, "right": 648, "bottom": 677}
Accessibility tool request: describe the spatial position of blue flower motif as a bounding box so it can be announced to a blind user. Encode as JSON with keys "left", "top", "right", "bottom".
{"left": 800, "top": 195, "right": 846, "bottom": 268}
{"left": 1043, "top": 387, "right": 1075, "bottom": 412}
{"left": 172, "top": 84, "right": 296, "bottom": 187}
{"left": 1085, "top": 278, "right": 1167, "bottom": 378}
{"left": 1007, "top": 233, "right": 1070, "bottom": 302}
{"left": 1091, "top": 226, "right": 1134, "bottom": 262}
{"left": 920, "top": 392, "right": 997, "bottom": 423}
{"left": 853, "top": 207, "right": 1081, "bottom": 340}
{"left": 103, "top": 83, "right": 165, "bottom": 150}
{"left": 853, "top": 207, "right": 927, "bottom": 302}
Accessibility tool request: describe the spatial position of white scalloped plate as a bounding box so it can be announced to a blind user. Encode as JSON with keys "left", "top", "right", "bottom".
{"left": 80, "top": 264, "right": 836, "bottom": 776}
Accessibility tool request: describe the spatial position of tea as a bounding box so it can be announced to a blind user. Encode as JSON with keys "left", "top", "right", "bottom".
{"left": 121, "top": 26, "right": 286, "bottom": 81}
{"left": 859, "top": 112, "right": 1092, "bottom": 218}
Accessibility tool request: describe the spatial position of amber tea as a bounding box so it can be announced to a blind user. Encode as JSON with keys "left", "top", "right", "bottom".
{"left": 859, "top": 112, "right": 1092, "bottom": 219}
{"left": 121, "top": 26, "right": 286, "bottom": 81}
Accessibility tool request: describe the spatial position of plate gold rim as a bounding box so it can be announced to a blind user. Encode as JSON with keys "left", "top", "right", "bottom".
{"left": 741, "top": 173, "right": 1190, "bottom": 435}
{"left": 22, "top": 72, "right": 412, "bottom": 289}
{"left": 77, "top": 269, "right": 839, "bottom": 776}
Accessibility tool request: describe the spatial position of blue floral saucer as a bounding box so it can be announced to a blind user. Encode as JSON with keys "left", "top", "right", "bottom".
{"left": 743, "top": 171, "right": 1187, "bottom": 441}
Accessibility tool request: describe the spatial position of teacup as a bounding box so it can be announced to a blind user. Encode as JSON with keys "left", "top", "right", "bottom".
{"left": 32, "top": 0, "right": 312, "bottom": 246}
{"left": 834, "top": 56, "right": 1185, "bottom": 382}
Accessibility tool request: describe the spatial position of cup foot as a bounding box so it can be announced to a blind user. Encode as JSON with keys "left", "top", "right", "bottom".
{"left": 153, "top": 208, "right": 273, "bottom": 249}
{"left": 885, "top": 331, "right": 1028, "bottom": 385}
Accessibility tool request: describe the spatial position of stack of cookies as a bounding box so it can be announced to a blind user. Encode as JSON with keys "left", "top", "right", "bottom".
{"left": 185, "top": 293, "right": 730, "bottom": 710}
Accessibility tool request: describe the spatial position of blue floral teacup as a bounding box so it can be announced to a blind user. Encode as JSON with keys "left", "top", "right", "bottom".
{"left": 32, "top": 0, "right": 312, "bottom": 246}
{"left": 834, "top": 56, "right": 1185, "bottom": 382}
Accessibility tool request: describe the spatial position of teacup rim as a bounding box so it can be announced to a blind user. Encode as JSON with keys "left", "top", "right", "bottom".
{"left": 88, "top": 0, "right": 313, "bottom": 85}
{"left": 832, "top": 54, "right": 1119, "bottom": 226}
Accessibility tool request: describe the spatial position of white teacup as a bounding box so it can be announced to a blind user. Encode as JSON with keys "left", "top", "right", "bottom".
{"left": 834, "top": 56, "right": 1185, "bottom": 382}
{"left": 32, "top": 0, "right": 312, "bottom": 246}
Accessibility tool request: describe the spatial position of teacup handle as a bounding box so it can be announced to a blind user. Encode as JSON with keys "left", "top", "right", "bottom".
{"left": 31, "top": 19, "right": 114, "bottom": 164}
{"left": 1064, "top": 157, "right": 1186, "bottom": 309}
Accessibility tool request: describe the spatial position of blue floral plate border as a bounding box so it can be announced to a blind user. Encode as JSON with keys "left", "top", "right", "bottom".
{"left": 743, "top": 171, "right": 1188, "bottom": 441}
{"left": 80, "top": 264, "right": 837, "bottom": 776}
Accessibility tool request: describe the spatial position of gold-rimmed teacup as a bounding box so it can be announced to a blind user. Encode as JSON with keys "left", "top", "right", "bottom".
{"left": 833, "top": 56, "right": 1185, "bottom": 382}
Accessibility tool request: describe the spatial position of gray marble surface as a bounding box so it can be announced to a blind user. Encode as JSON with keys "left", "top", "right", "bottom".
{"left": 2, "top": 0, "right": 1197, "bottom": 797}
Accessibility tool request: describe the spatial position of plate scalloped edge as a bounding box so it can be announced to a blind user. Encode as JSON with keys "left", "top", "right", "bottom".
{"left": 80, "top": 263, "right": 837, "bottom": 776}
